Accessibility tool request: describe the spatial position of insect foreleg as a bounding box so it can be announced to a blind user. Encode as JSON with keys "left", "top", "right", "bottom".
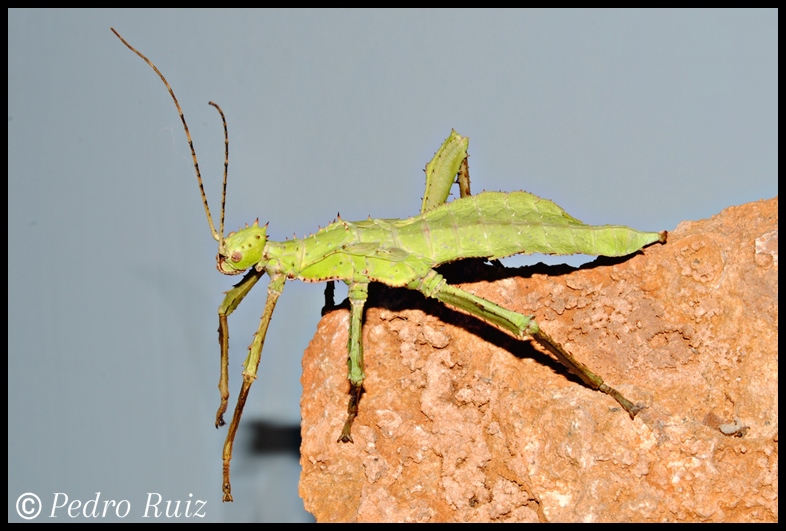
{"left": 215, "top": 268, "right": 265, "bottom": 428}
{"left": 337, "top": 282, "right": 369, "bottom": 443}
{"left": 410, "top": 270, "right": 642, "bottom": 418}
{"left": 221, "top": 272, "right": 286, "bottom": 502}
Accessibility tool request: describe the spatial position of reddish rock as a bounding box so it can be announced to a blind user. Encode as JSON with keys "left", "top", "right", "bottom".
{"left": 300, "top": 198, "right": 778, "bottom": 522}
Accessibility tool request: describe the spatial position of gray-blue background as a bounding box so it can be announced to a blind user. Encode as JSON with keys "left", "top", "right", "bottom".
{"left": 8, "top": 9, "right": 777, "bottom": 522}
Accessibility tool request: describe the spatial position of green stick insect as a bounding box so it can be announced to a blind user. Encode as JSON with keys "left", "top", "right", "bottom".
{"left": 113, "top": 29, "right": 666, "bottom": 502}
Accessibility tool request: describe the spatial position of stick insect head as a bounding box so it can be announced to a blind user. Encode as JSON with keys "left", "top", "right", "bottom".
{"left": 217, "top": 220, "right": 269, "bottom": 275}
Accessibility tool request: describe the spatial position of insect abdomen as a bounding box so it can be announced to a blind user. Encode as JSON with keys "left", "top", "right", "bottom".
{"left": 391, "top": 191, "right": 665, "bottom": 265}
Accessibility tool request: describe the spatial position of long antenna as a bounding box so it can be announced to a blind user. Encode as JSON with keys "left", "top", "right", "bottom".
{"left": 208, "top": 101, "right": 229, "bottom": 247}
{"left": 111, "top": 28, "right": 227, "bottom": 249}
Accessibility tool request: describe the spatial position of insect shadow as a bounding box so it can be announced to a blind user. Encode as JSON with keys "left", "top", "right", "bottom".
{"left": 246, "top": 421, "right": 302, "bottom": 457}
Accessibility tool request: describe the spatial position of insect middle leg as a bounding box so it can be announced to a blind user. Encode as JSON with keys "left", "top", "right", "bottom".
{"left": 337, "top": 281, "right": 369, "bottom": 443}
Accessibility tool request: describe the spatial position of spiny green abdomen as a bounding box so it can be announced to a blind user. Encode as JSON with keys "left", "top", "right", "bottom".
{"left": 355, "top": 191, "right": 665, "bottom": 265}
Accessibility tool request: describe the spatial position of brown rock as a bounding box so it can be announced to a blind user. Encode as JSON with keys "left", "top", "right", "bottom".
{"left": 299, "top": 198, "right": 778, "bottom": 522}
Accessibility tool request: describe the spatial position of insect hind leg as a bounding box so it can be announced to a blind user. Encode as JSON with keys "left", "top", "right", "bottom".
{"left": 411, "top": 269, "right": 642, "bottom": 419}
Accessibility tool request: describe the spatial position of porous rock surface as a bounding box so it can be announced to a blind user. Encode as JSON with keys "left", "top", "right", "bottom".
{"left": 300, "top": 197, "right": 778, "bottom": 522}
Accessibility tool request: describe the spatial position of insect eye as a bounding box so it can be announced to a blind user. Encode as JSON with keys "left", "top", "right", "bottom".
{"left": 231, "top": 251, "right": 243, "bottom": 263}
